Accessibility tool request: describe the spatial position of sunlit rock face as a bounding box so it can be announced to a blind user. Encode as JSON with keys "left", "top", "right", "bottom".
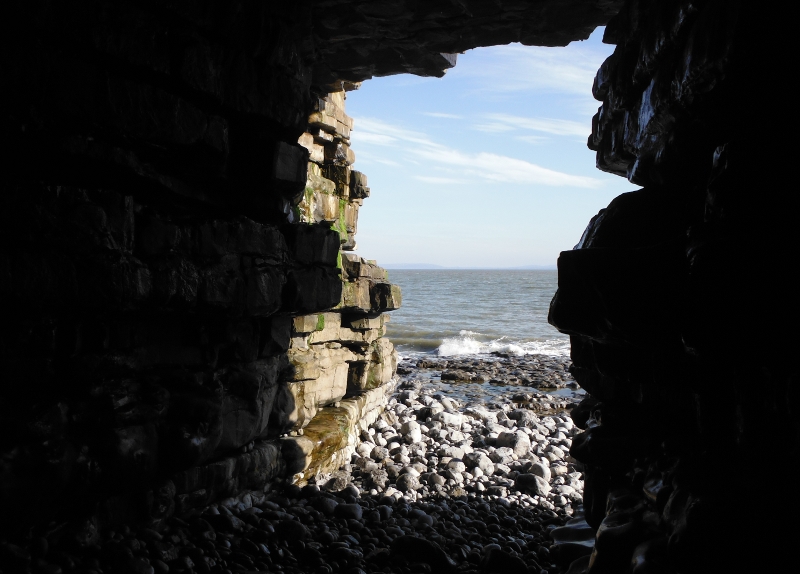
{"left": 549, "top": 1, "right": 794, "bottom": 572}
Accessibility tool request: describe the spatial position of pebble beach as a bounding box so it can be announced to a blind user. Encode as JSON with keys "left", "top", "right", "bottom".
{"left": 1, "top": 354, "right": 586, "bottom": 574}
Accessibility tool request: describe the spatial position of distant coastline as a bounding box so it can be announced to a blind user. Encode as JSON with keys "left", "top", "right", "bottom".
{"left": 382, "top": 263, "right": 557, "bottom": 270}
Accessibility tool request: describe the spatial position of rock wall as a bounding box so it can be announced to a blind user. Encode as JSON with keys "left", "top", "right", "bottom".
{"left": 549, "top": 1, "right": 795, "bottom": 571}
{"left": 0, "top": 0, "right": 402, "bottom": 535}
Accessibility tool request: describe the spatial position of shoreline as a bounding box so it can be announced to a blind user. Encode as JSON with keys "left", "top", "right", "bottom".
{"left": 341, "top": 354, "right": 583, "bottom": 510}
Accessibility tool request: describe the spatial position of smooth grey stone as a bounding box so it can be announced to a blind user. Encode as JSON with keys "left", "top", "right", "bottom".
{"left": 486, "top": 485, "right": 508, "bottom": 497}
{"left": 482, "top": 546, "right": 527, "bottom": 574}
{"left": 371, "top": 446, "right": 389, "bottom": 461}
{"left": 396, "top": 474, "right": 421, "bottom": 492}
{"left": 489, "top": 447, "right": 515, "bottom": 465}
{"left": 390, "top": 535, "right": 457, "bottom": 573}
{"left": 401, "top": 466, "right": 421, "bottom": 478}
{"left": 496, "top": 431, "right": 531, "bottom": 457}
{"left": 334, "top": 503, "right": 363, "bottom": 520}
{"left": 530, "top": 462, "right": 552, "bottom": 482}
{"left": 508, "top": 409, "right": 539, "bottom": 428}
{"left": 386, "top": 465, "right": 402, "bottom": 479}
{"left": 555, "top": 484, "right": 575, "bottom": 496}
{"left": 515, "top": 473, "right": 551, "bottom": 496}
{"left": 428, "top": 474, "right": 446, "bottom": 487}
{"left": 446, "top": 460, "right": 466, "bottom": 473}
{"left": 311, "top": 497, "right": 339, "bottom": 516}
{"left": 463, "top": 452, "right": 494, "bottom": 475}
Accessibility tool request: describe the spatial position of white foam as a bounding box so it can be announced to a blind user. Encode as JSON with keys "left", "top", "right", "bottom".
{"left": 436, "top": 332, "right": 570, "bottom": 357}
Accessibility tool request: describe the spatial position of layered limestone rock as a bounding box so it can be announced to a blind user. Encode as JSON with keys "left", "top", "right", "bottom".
{"left": 296, "top": 91, "right": 362, "bottom": 250}
{"left": 280, "top": 90, "right": 401, "bottom": 484}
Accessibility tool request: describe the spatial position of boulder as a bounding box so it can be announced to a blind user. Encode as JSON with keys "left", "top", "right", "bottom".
{"left": 515, "top": 474, "right": 551, "bottom": 496}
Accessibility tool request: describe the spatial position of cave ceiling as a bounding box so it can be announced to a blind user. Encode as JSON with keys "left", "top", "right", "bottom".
{"left": 310, "top": 0, "right": 625, "bottom": 88}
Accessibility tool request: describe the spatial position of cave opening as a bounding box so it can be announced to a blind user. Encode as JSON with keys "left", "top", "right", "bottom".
{"left": 337, "top": 29, "right": 638, "bottom": 365}
{"left": 1, "top": 1, "right": 795, "bottom": 573}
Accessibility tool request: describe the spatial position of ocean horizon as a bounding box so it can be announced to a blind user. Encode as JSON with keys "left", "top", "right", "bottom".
{"left": 381, "top": 263, "right": 557, "bottom": 270}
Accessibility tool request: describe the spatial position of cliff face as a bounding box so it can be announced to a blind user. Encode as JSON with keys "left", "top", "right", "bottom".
{"left": 1, "top": 0, "right": 795, "bottom": 570}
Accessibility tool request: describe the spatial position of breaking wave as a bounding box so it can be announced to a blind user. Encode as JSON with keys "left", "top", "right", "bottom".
{"left": 437, "top": 331, "right": 570, "bottom": 357}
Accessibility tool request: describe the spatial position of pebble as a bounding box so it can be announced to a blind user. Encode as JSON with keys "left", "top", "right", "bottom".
{"left": 334, "top": 503, "right": 363, "bottom": 520}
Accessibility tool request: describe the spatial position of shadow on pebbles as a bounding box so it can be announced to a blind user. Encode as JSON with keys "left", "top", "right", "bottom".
{"left": 1, "top": 355, "right": 590, "bottom": 574}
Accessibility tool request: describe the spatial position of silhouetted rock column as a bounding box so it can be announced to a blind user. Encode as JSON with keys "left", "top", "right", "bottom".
{"left": 550, "top": 1, "right": 796, "bottom": 572}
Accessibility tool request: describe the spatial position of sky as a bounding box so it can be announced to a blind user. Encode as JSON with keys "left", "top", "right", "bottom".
{"left": 343, "top": 27, "right": 637, "bottom": 268}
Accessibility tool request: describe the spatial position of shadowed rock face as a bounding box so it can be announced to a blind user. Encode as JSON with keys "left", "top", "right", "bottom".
{"left": 548, "top": 2, "right": 795, "bottom": 572}
{"left": 310, "top": 0, "right": 625, "bottom": 87}
{"left": 0, "top": 0, "right": 795, "bottom": 571}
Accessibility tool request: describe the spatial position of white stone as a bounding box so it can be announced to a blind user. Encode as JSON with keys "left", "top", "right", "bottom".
{"left": 357, "top": 442, "right": 376, "bottom": 458}
{"left": 433, "top": 412, "right": 464, "bottom": 427}
{"left": 496, "top": 431, "right": 531, "bottom": 457}
{"left": 447, "top": 460, "right": 466, "bottom": 473}
{"left": 515, "top": 473, "right": 551, "bottom": 496}
{"left": 401, "top": 466, "right": 420, "bottom": 478}
{"left": 530, "top": 462, "right": 551, "bottom": 483}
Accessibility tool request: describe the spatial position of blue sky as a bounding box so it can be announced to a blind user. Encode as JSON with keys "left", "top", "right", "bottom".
{"left": 344, "top": 27, "right": 637, "bottom": 268}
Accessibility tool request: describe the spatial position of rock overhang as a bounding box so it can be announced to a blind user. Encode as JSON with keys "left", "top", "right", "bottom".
{"left": 309, "top": 0, "right": 625, "bottom": 89}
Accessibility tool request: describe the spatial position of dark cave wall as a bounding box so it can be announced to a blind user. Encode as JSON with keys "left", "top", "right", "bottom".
{"left": 0, "top": 0, "right": 380, "bottom": 534}
{"left": 549, "top": 0, "right": 797, "bottom": 571}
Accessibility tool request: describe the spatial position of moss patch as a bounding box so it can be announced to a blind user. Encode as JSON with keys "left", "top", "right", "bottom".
{"left": 315, "top": 314, "right": 325, "bottom": 331}
{"left": 330, "top": 198, "right": 348, "bottom": 241}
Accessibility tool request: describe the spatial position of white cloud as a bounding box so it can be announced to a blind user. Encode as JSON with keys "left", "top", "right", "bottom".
{"left": 356, "top": 118, "right": 438, "bottom": 148}
{"left": 354, "top": 132, "right": 397, "bottom": 145}
{"left": 415, "top": 176, "right": 468, "bottom": 184}
{"left": 373, "top": 158, "right": 402, "bottom": 167}
{"left": 483, "top": 113, "right": 589, "bottom": 137}
{"left": 412, "top": 149, "right": 600, "bottom": 188}
{"left": 352, "top": 148, "right": 402, "bottom": 167}
{"left": 423, "top": 112, "right": 464, "bottom": 119}
{"left": 451, "top": 42, "right": 606, "bottom": 97}
{"left": 515, "top": 135, "right": 549, "bottom": 144}
{"left": 474, "top": 122, "right": 516, "bottom": 133}
{"left": 352, "top": 116, "right": 602, "bottom": 189}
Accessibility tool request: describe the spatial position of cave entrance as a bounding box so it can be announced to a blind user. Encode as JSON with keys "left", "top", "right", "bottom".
{"left": 337, "top": 28, "right": 635, "bottom": 361}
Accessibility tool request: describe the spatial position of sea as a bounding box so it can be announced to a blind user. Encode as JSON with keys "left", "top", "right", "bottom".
{"left": 383, "top": 270, "right": 569, "bottom": 360}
